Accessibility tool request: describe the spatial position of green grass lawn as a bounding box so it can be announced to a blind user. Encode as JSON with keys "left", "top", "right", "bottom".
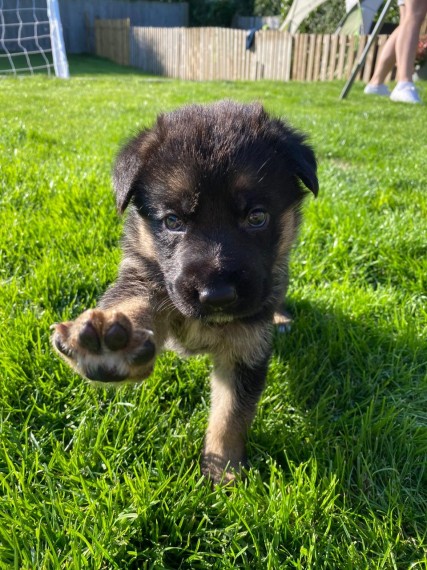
{"left": 1, "top": 54, "right": 426, "bottom": 569}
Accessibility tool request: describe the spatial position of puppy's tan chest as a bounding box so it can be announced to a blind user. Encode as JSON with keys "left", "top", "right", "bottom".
{"left": 165, "top": 319, "right": 221, "bottom": 355}
{"left": 165, "top": 318, "right": 272, "bottom": 367}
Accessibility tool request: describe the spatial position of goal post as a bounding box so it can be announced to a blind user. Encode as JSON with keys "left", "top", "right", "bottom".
{"left": 47, "top": 0, "right": 69, "bottom": 78}
{"left": 0, "top": 0, "right": 69, "bottom": 78}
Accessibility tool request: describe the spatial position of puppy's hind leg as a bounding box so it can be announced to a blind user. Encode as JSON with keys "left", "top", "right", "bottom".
{"left": 273, "top": 304, "right": 293, "bottom": 334}
{"left": 202, "top": 351, "right": 270, "bottom": 484}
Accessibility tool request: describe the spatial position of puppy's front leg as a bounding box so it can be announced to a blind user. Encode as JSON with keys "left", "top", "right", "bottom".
{"left": 202, "top": 353, "right": 270, "bottom": 484}
{"left": 51, "top": 290, "right": 164, "bottom": 385}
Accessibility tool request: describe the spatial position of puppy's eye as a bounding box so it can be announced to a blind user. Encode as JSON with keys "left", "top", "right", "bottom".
{"left": 246, "top": 208, "right": 269, "bottom": 229}
{"left": 164, "top": 214, "right": 185, "bottom": 232}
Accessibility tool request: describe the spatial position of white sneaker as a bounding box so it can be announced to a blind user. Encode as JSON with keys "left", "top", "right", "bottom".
{"left": 390, "top": 82, "right": 422, "bottom": 104}
{"left": 364, "top": 83, "right": 391, "bottom": 96}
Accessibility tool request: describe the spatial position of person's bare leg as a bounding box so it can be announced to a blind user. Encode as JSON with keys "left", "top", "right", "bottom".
{"left": 390, "top": 0, "right": 427, "bottom": 102}
{"left": 365, "top": 7, "right": 404, "bottom": 95}
{"left": 395, "top": 0, "right": 427, "bottom": 82}
{"left": 365, "top": 6, "right": 404, "bottom": 94}
{"left": 369, "top": 23, "right": 401, "bottom": 85}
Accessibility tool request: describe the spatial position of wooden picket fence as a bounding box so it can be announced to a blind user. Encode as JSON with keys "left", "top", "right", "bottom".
{"left": 94, "top": 19, "right": 130, "bottom": 66}
{"left": 130, "top": 26, "right": 294, "bottom": 80}
{"left": 94, "top": 19, "right": 393, "bottom": 82}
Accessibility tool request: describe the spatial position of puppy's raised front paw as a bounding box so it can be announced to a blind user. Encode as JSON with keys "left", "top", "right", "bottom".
{"left": 51, "top": 309, "right": 156, "bottom": 384}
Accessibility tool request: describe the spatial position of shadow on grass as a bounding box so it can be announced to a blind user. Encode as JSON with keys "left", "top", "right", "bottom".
{"left": 253, "top": 298, "right": 427, "bottom": 516}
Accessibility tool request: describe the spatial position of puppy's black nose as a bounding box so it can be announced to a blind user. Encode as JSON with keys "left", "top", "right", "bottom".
{"left": 199, "top": 285, "right": 237, "bottom": 309}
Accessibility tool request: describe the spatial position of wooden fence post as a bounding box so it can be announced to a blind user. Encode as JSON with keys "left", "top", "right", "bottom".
{"left": 94, "top": 18, "right": 130, "bottom": 66}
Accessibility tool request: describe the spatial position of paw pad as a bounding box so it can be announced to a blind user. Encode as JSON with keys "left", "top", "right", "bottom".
{"left": 104, "top": 323, "right": 129, "bottom": 351}
{"left": 78, "top": 322, "right": 101, "bottom": 353}
{"left": 51, "top": 309, "right": 156, "bottom": 383}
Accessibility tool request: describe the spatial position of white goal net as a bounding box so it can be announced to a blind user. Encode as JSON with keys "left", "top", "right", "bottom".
{"left": 0, "top": 0, "right": 69, "bottom": 77}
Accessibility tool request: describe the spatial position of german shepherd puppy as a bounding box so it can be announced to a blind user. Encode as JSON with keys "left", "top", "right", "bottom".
{"left": 52, "top": 100, "right": 318, "bottom": 483}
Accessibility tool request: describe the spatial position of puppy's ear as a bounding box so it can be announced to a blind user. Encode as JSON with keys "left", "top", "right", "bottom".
{"left": 113, "top": 130, "right": 158, "bottom": 214}
{"left": 291, "top": 140, "right": 318, "bottom": 197}
{"left": 273, "top": 120, "right": 318, "bottom": 197}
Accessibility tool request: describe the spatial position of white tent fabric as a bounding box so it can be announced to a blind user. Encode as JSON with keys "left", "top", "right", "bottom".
{"left": 359, "top": 0, "right": 384, "bottom": 33}
{"left": 280, "top": 0, "right": 328, "bottom": 33}
{"left": 337, "top": 6, "right": 363, "bottom": 34}
{"left": 280, "top": 0, "right": 385, "bottom": 34}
